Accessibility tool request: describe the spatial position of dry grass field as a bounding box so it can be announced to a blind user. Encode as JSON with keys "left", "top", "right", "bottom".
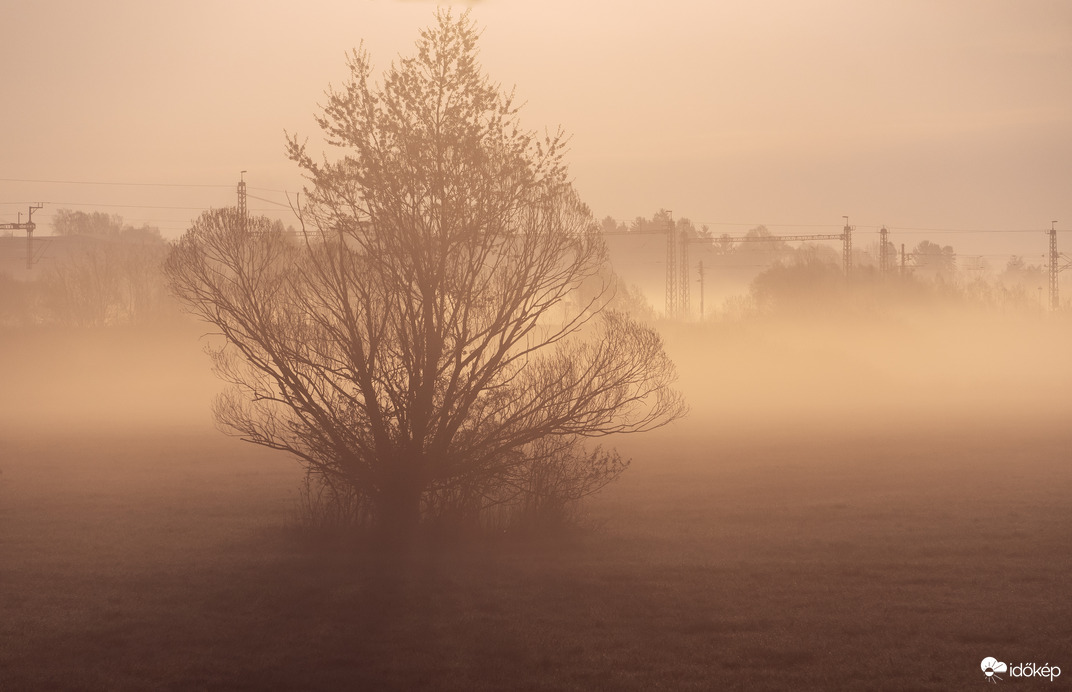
{"left": 1, "top": 317, "right": 1070, "bottom": 690}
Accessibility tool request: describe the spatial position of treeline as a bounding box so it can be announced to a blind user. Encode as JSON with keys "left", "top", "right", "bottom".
{"left": 602, "top": 210, "right": 1059, "bottom": 320}
{"left": 2, "top": 206, "right": 1055, "bottom": 327}
{"left": 0, "top": 210, "right": 172, "bottom": 326}
{"left": 735, "top": 251, "right": 1053, "bottom": 319}
{"left": 51, "top": 209, "right": 163, "bottom": 243}
{"left": 601, "top": 209, "right": 712, "bottom": 240}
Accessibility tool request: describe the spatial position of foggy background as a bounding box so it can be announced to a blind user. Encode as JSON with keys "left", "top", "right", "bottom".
{"left": 2, "top": 3, "right": 1071, "bottom": 689}
{"left": 3, "top": 0, "right": 1070, "bottom": 257}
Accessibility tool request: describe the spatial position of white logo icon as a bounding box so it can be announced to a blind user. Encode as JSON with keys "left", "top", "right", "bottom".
{"left": 982, "top": 657, "right": 1008, "bottom": 683}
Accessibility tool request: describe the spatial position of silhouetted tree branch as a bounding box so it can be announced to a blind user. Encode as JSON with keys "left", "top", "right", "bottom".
{"left": 165, "top": 11, "right": 684, "bottom": 535}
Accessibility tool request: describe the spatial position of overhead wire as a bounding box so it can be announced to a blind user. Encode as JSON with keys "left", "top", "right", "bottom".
{"left": 613, "top": 217, "right": 1054, "bottom": 235}
{"left": 0, "top": 177, "right": 234, "bottom": 188}
{"left": 1, "top": 178, "right": 1061, "bottom": 249}
{"left": 0, "top": 176, "right": 296, "bottom": 199}
{"left": 247, "top": 194, "right": 292, "bottom": 209}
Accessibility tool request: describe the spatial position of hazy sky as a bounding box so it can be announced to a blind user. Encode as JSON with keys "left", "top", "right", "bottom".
{"left": 3, "top": 0, "right": 1070, "bottom": 257}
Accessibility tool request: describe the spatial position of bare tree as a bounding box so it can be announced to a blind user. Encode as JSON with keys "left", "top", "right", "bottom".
{"left": 165, "top": 11, "right": 684, "bottom": 535}
{"left": 44, "top": 235, "right": 169, "bottom": 326}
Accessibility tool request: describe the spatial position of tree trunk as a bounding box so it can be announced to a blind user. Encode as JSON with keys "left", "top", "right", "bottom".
{"left": 377, "top": 474, "right": 423, "bottom": 545}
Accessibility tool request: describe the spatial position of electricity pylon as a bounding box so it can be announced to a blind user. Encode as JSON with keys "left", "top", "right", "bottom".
{"left": 0, "top": 204, "right": 44, "bottom": 269}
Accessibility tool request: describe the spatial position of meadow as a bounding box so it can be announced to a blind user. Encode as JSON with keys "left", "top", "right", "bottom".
{"left": 1, "top": 316, "right": 1069, "bottom": 690}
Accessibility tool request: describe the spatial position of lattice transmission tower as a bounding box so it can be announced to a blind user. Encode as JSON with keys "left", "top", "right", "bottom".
{"left": 664, "top": 212, "right": 676, "bottom": 316}
{"left": 0, "top": 204, "right": 44, "bottom": 270}
{"left": 663, "top": 212, "right": 690, "bottom": 318}
{"left": 842, "top": 216, "right": 853, "bottom": 277}
{"left": 1049, "top": 221, "right": 1071, "bottom": 311}
{"left": 237, "top": 171, "right": 248, "bottom": 231}
{"left": 879, "top": 226, "right": 890, "bottom": 277}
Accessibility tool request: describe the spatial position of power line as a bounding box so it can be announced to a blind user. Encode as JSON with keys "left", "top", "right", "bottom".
{"left": 0, "top": 196, "right": 1054, "bottom": 234}
{"left": 694, "top": 221, "right": 836, "bottom": 229}
{"left": 39, "top": 202, "right": 212, "bottom": 210}
{"left": 0, "top": 177, "right": 233, "bottom": 188}
{"left": 247, "top": 193, "right": 291, "bottom": 208}
{"left": 0, "top": 201, "right": 282, "bottom": 212}
{"left": 610, "top": 217, "right": 1054, "bottom": 235}
{"left": 0, "top": 177, "right": 295, "bottom": 200}
{"left": 881, "top": 227, "right": 1047, "bottom": 234}
{"left": 718, "top": 224, "right": 1045, "bottom": 235}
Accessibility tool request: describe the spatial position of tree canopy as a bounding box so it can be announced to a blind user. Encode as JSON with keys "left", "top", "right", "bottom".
{"left": 165, "top": 11, "right": 684, "bottom": 535}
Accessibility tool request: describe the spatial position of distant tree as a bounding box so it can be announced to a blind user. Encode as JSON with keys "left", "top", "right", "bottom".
{"left": 165, "top": 11, "right": 684, "bottom": 536}
{"left": 750, "top": 257, "right": 845, "bottom": 314}
{"left": 624, "top": 210, "right": 710, "bottom": 239}
{"left": 44, "top": 211, "right": 168, "bottom": 325}
{"left": 911, "top": 240, "right": 956, "bottom": 281}
{"left": 736, "top": 225, "right": 793, "bottom": 268}
{"left": 43, "top": 241, "right": 122, "bottom": 326}
{"left": 628, "top": 210, "right": 674, "bottom": 234}
{"left": 712, "top": 233, "right": 735, "bottom": 255}
{"left": 675, "top": 217, "right": 698, "bottom": 239}
{"left": 997, "top": 255, "right": 1046, "bottom": 311}
{"left": 651, "top": 209, "right": 673, "bottom": 230}
{"left": 743, "top": 225, "right": 789, "bottom": 251}
{"left": 960, "top": 274, "right": 998, "bottom": 308}
{"left": 52, "top": 210, "right": 122, "bottom": 237}
{"left": 793, "top": 242, "right": 840, "bottom": 266}
{"left": 599, "top": 216, "right": 627, "bottom": 235}
{"left": 1001, "top": 255, "right": 1043, "bottom": 285}
{"left": 43, "top": 239, "right": 170, "bottom": 326}
{"left": 51, "top": 209, "right": 162, "bottom": 242}
{"left": 720, "top": 293, "right": 756, "bottom": 321}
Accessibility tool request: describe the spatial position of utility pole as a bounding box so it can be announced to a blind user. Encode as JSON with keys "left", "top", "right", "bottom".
{"left": 0, "top": 204, "right": 44, "bottom": 270}
{"left": 664, "top": 212, "right": 675, "bottom": 316}
{"left": 237, "top": 171, "right": 248, "bottom": 232}
{"left": 684, "top": 226, "right": 851, "bottom": 313}
{"left": 664, "top": 211, "right": 690, "bottom": 318}
{"left": 1047, "top": 221, "right": 1072, "bottom": 311}
{"left": 697, "top": 260, "right": 705, "bottom": 320}
{"left": 680, "top": 226, "right": 690, "bottom": 318}
{"left": 1049, "top": 221, "right": 1059, "bottom": 311}
{"left": 25, "top": 204, "right": 41, "bottom": 270}
{"left": 900, "top": 243, "right": 906, "bottom": 276}
{"left": 879, "top": 226, "right": 890, "bottom": 278}
{"left": 596, "top": 217, "right": 687, "bottom": 318}
{"left": 842, "top": 215, "right": 853, "bottom": 277}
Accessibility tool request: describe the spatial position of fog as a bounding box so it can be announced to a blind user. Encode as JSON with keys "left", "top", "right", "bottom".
{"left": 3, "top": 306, "right": 1068, "bottom": 440}
{"left": 664, "top": 310, "right": 1072, "bottom": 435}
{"left": 3, "top": 3, "right": 1071, "bottom": 688}
{"left": 0, "top": 322, "right": 217, "bottom": 434}
{"left": 3, "top": 2, "right": 1070, "bottom": 251}
{"left": 4, "top": 259, "right": 1070, "bottom": 690}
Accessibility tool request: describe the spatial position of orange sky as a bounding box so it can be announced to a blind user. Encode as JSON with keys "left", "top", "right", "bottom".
{"left": 2, "top": 0, "right": 1070, "bottom": 257}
